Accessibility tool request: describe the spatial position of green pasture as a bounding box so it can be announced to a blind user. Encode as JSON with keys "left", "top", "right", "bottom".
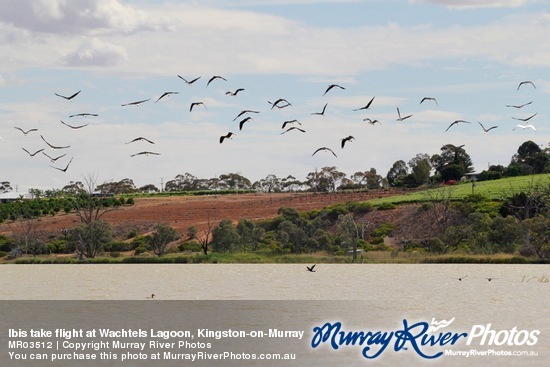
{"left": 368, "top": 174, "right": 550, "bottom": 206}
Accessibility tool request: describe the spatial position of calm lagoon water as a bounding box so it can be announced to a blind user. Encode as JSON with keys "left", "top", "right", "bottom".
{"left": 0, "top": 264, "right": 548, "bottom": 366}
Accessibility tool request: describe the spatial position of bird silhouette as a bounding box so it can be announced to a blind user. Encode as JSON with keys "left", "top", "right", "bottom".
{"left": 190, "top": 102, "right": 207, "bottom": 112}
{"left": 420, "top": 97, "right": 438, "bottom": 106}
{"left": 341, "top": 135, "right": 355, "bottom": 148}
{"left": 354, "top": 96, "right": 375, "bottom": 111}
{"left": 121, "top": 98, "right": 150, "bottom": 106}
{"left": 281, "top": 127, "right": 305, "bottom": 134}
{"left": 311, "top": 103, "right": 327, "bottom": 116}
{"left": 396, "top": 107, "right": 413, "bottom": 121}
{"left": 517, "top": 81, "right": 536, "bottom": 90}
{"left": 126, "top": 137, "right": 155, "bottom": 144}
{"left": 42, "top": 151, "right": 66, "bottom": 162}
{"left": 177, "top": 75, "right": 201, "bottom": 85}
{"left": 68, "top": 113, "right": 98, "bottom": 118}
{"left": 55, "top": 90, "right": 81, "bottom": 100}
{"left": 455, "top": 275, "right": 468, "bottom": 281}
{"left": 281, "top": 120, "right": 301, "bottom": 129}
{"left": 21, "top": 148, "right": 44, "bottom": 157}
{"left": 130, "top": 151, "right": 160, "bottom": 157}
{"left": 307, "top": 264, "right": 316, "bottom": 272}
{"left": 486, "top": 277, "right": 498, "bottom": 281}
{"left": 445, "top": 120, "right": 470, "bottom": 132}
{"left": 238, "top": 117, "right": 252, "bottom": 130}
{"left": 226, "top": 88, "right": 245, "bottom": 96}
{"left": 312, "top": 147, "right": 337, "bottom": 157}
{"left": 477, "top": 121, "right": 498, "bottom": 133}
{"left": 41, "top": 135, "right": 70, "bottom": 149}
{"left": 146, "top": 293, "right": 156, "bottom": 299}
{"left": 512, "top": 113, "right": 537, "bottom": 122}
{"left": 14, "top": 127, "right": 38, "bottom": 135}
{"left": 206, "top": 75, "right": 227, "bottom": 87}
{"left": 363, "top": 118, "right": 381, "bottom": 125}
{"left": 61, "top": 120, "right": 89, "bottom": 129}
{"left": 220, "top": 132, "right": 235, "bottom": 143}
{"left": 155, "top": 92, "right": 179, "bottom": 103}
{"left": 323, "top": 84, "right": 345, "bottom": 96}
{"left": 505, "top": 101, "right": 532, "bottom": 109}
{"left": 513, "top": 124, "right": 536, "bottom": 131}
{"left": 50, "top": 157, "right": 74, "bottom": 172}
{"left": 269, "top": 98, "right": 292, "bottom": 109}
{"left": 233, "top": 110, "right": 260, "bottom": 121}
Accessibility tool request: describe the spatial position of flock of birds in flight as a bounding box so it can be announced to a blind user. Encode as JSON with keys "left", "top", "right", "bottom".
{"left": 6, "top": 75, "right": 540, "bottom": 174}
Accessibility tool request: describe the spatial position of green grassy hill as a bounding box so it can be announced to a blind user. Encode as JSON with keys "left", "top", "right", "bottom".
{"left": 368, "top": 174, "right": 550, "bottom": 206}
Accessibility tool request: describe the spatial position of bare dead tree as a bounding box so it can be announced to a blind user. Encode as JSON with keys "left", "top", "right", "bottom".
{"left": 72, "top": 174, "right": 118, "bottom": 225}
{"left": 420, "top": 186, "right": 457, "bottom": 238}
{"left": 189, "top": 210, "right": 218, "bottom": 255}
{"left": 7, "top": 213, "right": 43, "bottom": 256}
{"left": 336, "top": 213, "right": 361, "bottom": 261}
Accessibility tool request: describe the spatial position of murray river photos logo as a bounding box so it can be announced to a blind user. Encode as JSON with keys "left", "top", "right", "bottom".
{"left": 310, "top": 318, "right": 540, "bottom": 360}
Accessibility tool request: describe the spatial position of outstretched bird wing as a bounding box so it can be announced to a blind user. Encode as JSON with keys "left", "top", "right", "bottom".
{"left": 354, "top": 96, "right": 375, "bottom": 111}
{"left": 178, "top": 75, "right": 201, "bottom": 84}
{"left": 517, "top": 81, "right": 536, "bottom": 90}
{"left": 312, "top": 147, "right": 337, "bottom": 157}
{"left": 55, "top": 90, "right": 81, "bottom": 100}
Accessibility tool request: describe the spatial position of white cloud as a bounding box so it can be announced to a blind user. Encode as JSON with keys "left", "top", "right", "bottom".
{"left": 62, "top": 38, "right": 127, "bottom": 67}
{"left": 1, "top": 2, "right": 550, "bottom": 76}
{"left": 0, "top": 0, "right": 167, "bottom": 34}
{"left": 409, "top": 0, "right": 533, "bottom": 9}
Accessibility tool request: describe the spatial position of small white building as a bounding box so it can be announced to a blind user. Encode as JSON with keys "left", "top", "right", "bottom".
{"left": 0, "top": 192, "right": 30, "bottom": 203}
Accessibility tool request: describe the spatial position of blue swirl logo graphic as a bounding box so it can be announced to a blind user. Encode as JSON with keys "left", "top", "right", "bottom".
{"left": 311, "top": 319, "right": 468, "bottom": 359}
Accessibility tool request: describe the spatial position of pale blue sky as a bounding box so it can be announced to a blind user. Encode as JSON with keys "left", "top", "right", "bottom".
{"left": 0, "top": 0, "right": 548, "bottom": 191}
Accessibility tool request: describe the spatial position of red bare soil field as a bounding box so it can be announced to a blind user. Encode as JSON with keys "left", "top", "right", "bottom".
{"left": 1, "top": 190, "right": 408, "bottom": 238}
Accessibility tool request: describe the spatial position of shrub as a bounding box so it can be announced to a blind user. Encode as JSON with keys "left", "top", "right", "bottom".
{"left": 347, "top": 201, "right": 374, "bottom": 214}
{"left": 104, "top": 241, "right": 132, "bottom": 252}
{"left": 373, "top": 223, "right": 396, "bottom": 238}
{"left": 377, "top": 202, "right": 396, "bottom": 210}
{"left": 47, "top": 239, "right": 70, "bottom": 254}
{"left": 324, "top": 204, "right": 349, "bottom": 221}
{"left": 178, "top": 241, "right": 202, "bottom": 252}
{"left": 130, "top": 235, "right": 149, "bottom": 249}
{"left": 0, "top": 251, "right": 7, "bottom": 258}
{"left": 134, "top": 246, "right": 149, "bottom": 255}
{"left": 126, "top": 228, "right": 139, "bottom": 239}
{"left": 0, "top": 235, "right": 14, "bottom": 252}
{"left": 110, "top": 251, "right": 121, "bottom": 258}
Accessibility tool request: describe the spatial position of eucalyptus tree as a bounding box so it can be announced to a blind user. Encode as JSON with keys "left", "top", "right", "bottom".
{"left": 350, "top": 168, "right": 382, "bottom": 189}
{"left": 236, "top": 219, "right": 265, "bottom": 252}
{"left": 149, "top": 224, "right": 178, "bottom": 256}
{"left": 306, "top": 167, "right": 346, "bottom": 192}
{"left": 408, "top": 153, "right": 432, "bottom": 186}
{"left": 96, "top": 178, "right": 137, "bottom": 194}
{"left": 431, "top": 144, "right": 473, "bottom": 181}
{"left": 70, "top": 220, "right": 112, "bottom": 260}
{"left": 165, "top": 172, "right": 208, "bottom": 191}
{"left": 386, "top": 160, "right": 408, "bottom": 186}
{"left": 336, "top": 213, "right": 360, "bottom": 261}
{"left": 218, "top": 173, "right": 251, "bottom": 190}
{"left": 510, "top": 140, "right": 549, "bottom": 174}
{"left": 254, "top": 174, "right": 282, "bottom": 193}
{"left": 281, "top": 175, "right": 302, "bottom": 192}
{"left": 211, "top": 219, "right": 240, "bottom": 252}
{"left": 1, "top": 181, "right": 12, "bottom": 193}
{"left": 138, "top": 184, "right": 159, "bottom": 193}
